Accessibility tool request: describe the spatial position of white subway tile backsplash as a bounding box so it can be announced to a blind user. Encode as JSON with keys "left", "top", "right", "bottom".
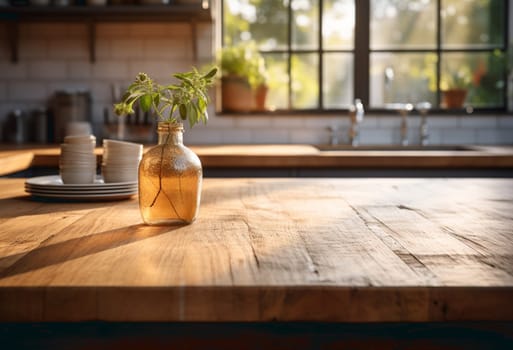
{"left": 440, "top": 128, "right": 476, "bottom": 144}
{"left": 205, "top": 114, "right": 236, "bottom": 129}
{"left": 19, "top": 23, "right": 68, "bottom": 40}
{"left": 96, "top": 23, "right": 131, "bottom": 38}
{"left": 90, "top": 82, "right": 113, "bottom": 104}
{"left": 143, "top": 39, "right": 189, "bottom": 59}
{"left": 235, "top": 116, "right": 273, "bottom": 129}
{"left": 251, "top": 129, "right": 289, "bottom": 144}
{"left": 47, "top": 39, "right": 88, "bottom": 60}
{"left": 359, "top": 128, "right": 395, "bottom": 145}
{"left": 28, "top": 61, "right": 68, "bottom": 79}
{"left": 376, "top": 116, "right": 401, "bottom": 128}
{"left": 111, "top": 39, "right": 144, "bottom": 59}
{"left": 8, "top": 81, "right": 48, "bottom": 101}
{"left": 359, "top": 116, "right": 379, "bottom": 128}
{"left": 0, "top": 62, "right": 28, "bottom": 79}
{"left": 427, "top": 129, "right": 442, "bottom": 144}
{"left": 19, "top": 40, "right": 47, "bottom": 60}
{"left": 130, "top": 23, "right": 191, "bottom": 38}
{"left": 0, "top": 82, "right": 6, "bottom": 101}
{"left": 46, "top": 81, "right": 90, "bottom": 95}
{"left": 91, "top": 61, "right": 129, "bottom": 80}
{"left": 127, "top": 60, "right": 190, "bottom": 80}
{"left": 271, "top": 117, "right": 305, "bottom": 129}
{"left": 476, "top": 129, "right": 513, "bottom": 145}
{"left": 427, "top": 117, "right": 459, "bottom": 128}
{"left": 221, "top": 128, "right": 253, "bottom": 144}
{"left": 498, "top": 116, "right": 513, "bottom": 128}
{"left": 95, "top": 39, "right": 111, "bottom": 59}
{"left": 304, "top": 116, "right": 349, "bottom": 128}
{"left": 67, "top": 24, "right": 88, "bottom": 38}
{"left": 68, "top": 61, "right": 92, "bottom": 80}
{"left": 459, "top": 115, "right": 497, "bottom": 128}
{"left": 289, "top": 129, "right": 327, "bottom": 145}
{"left": 185, "top": 128, "right": 223, "bottom": 144}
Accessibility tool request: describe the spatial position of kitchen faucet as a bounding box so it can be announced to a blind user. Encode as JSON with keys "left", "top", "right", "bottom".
{"left": 416, "top": 102, "right": 431, "bottom": 146}
{"left": 398, "top": 103, "right": 413, "bottom": 146}
{"left": 349, "top": 99, "right": 364, "bottom": 147}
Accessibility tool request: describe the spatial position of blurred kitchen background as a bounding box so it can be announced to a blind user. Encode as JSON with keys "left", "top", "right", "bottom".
{"left": 0, "top": 0, "right": 512, "bottom": 146}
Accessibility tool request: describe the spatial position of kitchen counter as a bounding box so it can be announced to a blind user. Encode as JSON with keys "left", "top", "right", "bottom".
{"left": 1, "top": 144, "right": 513, "bottom": 176}
{"left": 0, "top": 177, "right": 512, "bottom": 323}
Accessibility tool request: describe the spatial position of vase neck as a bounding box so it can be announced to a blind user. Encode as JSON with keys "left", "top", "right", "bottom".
{"left": 157, "top": 122, "right": 184, "bottom": 145}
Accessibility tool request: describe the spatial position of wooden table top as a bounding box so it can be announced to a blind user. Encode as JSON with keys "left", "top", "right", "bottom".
{"left": 1, "top": 144, "right": 513, "bottom": 176}
{"left": 0, "top": 177, "right": 512, "bottom": 322}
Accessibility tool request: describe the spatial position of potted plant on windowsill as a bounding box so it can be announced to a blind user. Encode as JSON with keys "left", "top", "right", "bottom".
{"left": 114, "top": 67, "right": 217, "bottom": 225}
{"left": 441, "top": 69, "right": 472, "bottom": 109}
{"left": 218, "top": 41, "right": 268, "bottom": 112}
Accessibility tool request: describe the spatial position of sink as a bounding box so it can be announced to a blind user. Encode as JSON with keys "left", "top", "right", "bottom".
{"left": 316, "top": 145, "right": 477, "bottom": 152}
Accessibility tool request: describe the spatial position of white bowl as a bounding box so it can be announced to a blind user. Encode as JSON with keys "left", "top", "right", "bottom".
{"left": 64, "top": 134, "right": 96, "bottom": 145}
{"left": 60, "top": 168, "right": 96, "bottom": 184}
{"left": 65, "top": 121, "right": 92, "bottom": 137}
{"left": 102, "top": 172, "right": 138, "bottom": 183}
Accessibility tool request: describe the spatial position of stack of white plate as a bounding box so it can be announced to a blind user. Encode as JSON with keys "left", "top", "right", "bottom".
{"left": 25, "top": 175, "right": 138, "bottom": 201}
{"left": 102, "top": 139, "right": 143, "bottom": 183}
{"left": 60, "top": 135, "right": 97, "bottom": 184}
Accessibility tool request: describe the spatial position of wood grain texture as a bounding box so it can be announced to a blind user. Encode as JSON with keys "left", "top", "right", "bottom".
{"left": 1, "top": 145, "right": 513, "bottom": 173}
{"left": 0, "top": 178, "right": 512, "bottom": 322}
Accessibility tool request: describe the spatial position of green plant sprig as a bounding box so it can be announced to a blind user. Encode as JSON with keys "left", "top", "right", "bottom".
{"left": 114, "top": 67, "right": 218, "bottom": 128}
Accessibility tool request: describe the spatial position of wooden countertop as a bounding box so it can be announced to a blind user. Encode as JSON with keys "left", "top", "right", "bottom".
{"left": 1, "top": 144, "right": 513, "bottom": 175}
{"left": 0, "top": 177, "right": 512, "bottom": 322}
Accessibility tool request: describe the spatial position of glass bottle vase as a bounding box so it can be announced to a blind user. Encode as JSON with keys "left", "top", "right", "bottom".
{"left": 138, "top": 122, "right": 202, "bottom": 225}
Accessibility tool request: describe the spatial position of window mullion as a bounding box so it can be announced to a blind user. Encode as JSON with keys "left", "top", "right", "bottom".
{"left": 436, "top": 0, "right": 442, "bottom": 108}
{"left": 318, "top": 0, "right": 324, "bottom": 109}
{"left": 287, "top": 0, "right": 293, "bottom": 109}
{"left": 354, "top": 0, "right": 370, "bottom": 106}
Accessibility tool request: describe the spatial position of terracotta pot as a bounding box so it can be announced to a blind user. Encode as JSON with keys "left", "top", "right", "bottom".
{"left": 221, "top": 76, "right": 252, "bottom": 113}
{"left": 254, "top": 84, "right": 269, "bottom": 112}
{"left": 443, "top": 89, "right": 467, "bottom": 109}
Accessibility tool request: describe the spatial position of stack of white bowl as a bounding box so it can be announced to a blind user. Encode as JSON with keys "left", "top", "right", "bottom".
{"left": 59, "top": 135, "right": 97, "bottom": 184}
{"left": 102, "top": 139, "right": 143, "bottom": 183}
{"left": 65, "top": 121, "right": 92, "bottom": 138}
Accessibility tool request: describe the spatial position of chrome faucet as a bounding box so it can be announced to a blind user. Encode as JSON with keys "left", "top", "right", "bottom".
{"left": 399, "top": 103, "right": 413, "bottom": 146}
{"left": 349, "top": 98, "right": 364, "bottom": 147}
{"left": 416, "top": 102, "right": 431, "bottom": 146}
{"left": 327, "top": 125, "right": 340, "bottom": 145}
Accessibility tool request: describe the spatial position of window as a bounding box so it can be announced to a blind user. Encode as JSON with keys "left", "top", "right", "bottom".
{"left": 221, "top": 0, "right": 508, "bottom": 112}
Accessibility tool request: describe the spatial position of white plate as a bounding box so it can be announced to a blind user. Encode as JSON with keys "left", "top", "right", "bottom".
{"left": 25, "top": 183, "right": 137, "bottom": 191}
{"left": 27, "top": 191, "right": 136, "bottom": 201}
{"left": 25, "top": 187, "right": 137, "bottom": 195}
{"left": 25, "top": 175, "right": 137, "bottom": 190}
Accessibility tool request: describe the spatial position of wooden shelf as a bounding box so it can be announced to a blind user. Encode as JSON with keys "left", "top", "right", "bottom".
{"left": 0, "top": 4, "right": 213, "bottom": 62}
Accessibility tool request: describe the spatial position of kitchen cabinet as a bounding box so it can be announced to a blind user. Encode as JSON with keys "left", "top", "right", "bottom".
{"left": 0, "top": 3, "right": 212, "bottom": 62}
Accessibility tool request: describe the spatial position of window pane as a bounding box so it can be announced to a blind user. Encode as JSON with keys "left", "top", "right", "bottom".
{"left": 370, "top": 53, "right": 438, "bottom": 107}
{"left": 292, "top": 0, "right": 319, "bottom": 50}
{"left": 370, "top": 0, "right": 436, "bottom": 49}
{"left": 323, "top": 53, "right": 353, "bottom": 108}
{"left": 263, "top": 53, "right": 289, "bottom": 110}
{"left": 441, "top": 51, "right": 506, "bottom": 108}
{"left": 323, "top": 0, "right": 355, "bottom": 50}
{"left": 223, "top": 0, "right": 289, "bottom": 50}
{"left": 441, "top": 0, "right": 505, "bottom": 49}
{"left": 291, "top": 53, "right": 319, "bottom": 109}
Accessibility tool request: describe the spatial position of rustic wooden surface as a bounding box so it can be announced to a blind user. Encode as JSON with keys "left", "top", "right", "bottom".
{"left": 1, "top": 144, "right": 513, "bottom": 173}
{"left": 0, "top": 177, "right": 512, "bottom": 322}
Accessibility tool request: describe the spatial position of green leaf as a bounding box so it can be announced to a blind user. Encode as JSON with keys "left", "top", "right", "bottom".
{"left": 179, "top": 104, "right": 187, "bottom": 120}
{"left": 203, "top": 67, "right": 218, "bottom": 79}
{"left": 140, "top": 94, "right": 152, "bottom": 112}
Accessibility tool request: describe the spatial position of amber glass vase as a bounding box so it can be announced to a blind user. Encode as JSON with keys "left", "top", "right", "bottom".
{"left": 138, "top": 122, "right": 202, "bottom": 225}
